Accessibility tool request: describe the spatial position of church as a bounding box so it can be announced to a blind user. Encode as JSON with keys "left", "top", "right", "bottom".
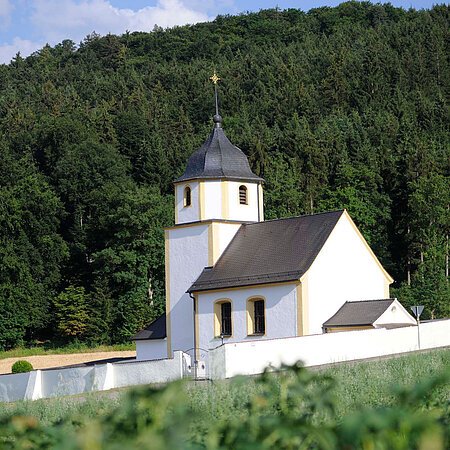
{"left": 133, "top": 87, "right": 416, "bottom": 365}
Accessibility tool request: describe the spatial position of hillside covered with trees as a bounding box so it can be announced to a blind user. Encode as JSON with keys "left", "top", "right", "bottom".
{"left": 0, "top": 2, "right": 448, "bottom": 349}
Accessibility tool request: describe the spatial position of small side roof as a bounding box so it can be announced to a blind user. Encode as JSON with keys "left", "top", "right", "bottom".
{"left": 132, "top": 313, "right": 166, "bottom": 341}
{"left": 189, "top": 210, "right": 344, "bottom": 293}
{"left": 323, "top": 299, "right": 395, "bottom": 328}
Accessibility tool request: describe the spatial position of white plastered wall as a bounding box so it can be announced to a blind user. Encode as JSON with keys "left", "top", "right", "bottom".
{"left": 166, "top": 221, "right": 243, "bottom": 360}
{"left": 168, "top": 224, "right": 210, "bottom": 356}
{"left": 175, "top": 181, "right": 200, "bottom": 224}
{"left": 136, "top": 339, "right": 168, "bottom": 361}
{"left": 196, "top": 283, "right": 297, "bottom": 360}
{"left": 203, "top": 180, "right": 222, "bottom": 219}
{"left": 212, "top": 222, "right": 242, "bottom": 263}
{"left": 226, "top": 181, "right": 261, "bottom": 222}
{"left": 374, "top": 299, "right": 417, "bottom": 328}
{"left": 306, "top": 213, "right": 392, "bottom": 335}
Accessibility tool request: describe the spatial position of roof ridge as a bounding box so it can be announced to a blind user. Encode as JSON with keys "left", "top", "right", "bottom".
{"left": 217, "top": 128, "right": 226, "bottom": 176}
{"left": 243, "top": 209, "right": 345, "bottom": 226}
{"left": 344, "top": 299, "right": 394, "bottom": 304}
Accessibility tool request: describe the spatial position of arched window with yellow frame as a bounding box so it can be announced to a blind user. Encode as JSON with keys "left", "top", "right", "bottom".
{"left": 246, "top": 297, "right": 266, "bottom": 335}
{"left": 214, "top": 299, "right": 232, "bottom": 337}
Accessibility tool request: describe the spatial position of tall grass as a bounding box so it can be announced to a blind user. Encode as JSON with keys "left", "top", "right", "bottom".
{"left": 322, "top": 349, "right": 450, "bottom": 416}
{"left": 2, "top": 349, "right": 447, "bottom": 426}
{"left": 186, "top": 349, "right": 450, "bottom": 422}
{"left": 0, "top": 393, "right": 122, "bottom": 426}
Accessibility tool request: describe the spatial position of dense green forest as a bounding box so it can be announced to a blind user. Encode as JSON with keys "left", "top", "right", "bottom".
{"left": 0, "top": 2, "right": 448, "bottom": 349}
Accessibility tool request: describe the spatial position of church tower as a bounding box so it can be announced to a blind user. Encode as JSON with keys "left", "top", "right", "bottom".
{"left": 174, "top": 112, "right": 264, "bottom": 224}
{"left": 165, "top": 73, "right": 264, "bottom": 359}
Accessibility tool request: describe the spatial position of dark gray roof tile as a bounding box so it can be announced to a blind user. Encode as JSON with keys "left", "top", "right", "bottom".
{"left": 189, "top": 210, "right": 344, "bottom": 292}
{"left": 175, "top": 121, "right": 263, "bottom": 183}
{"left": 323, "top": 299, "right": 395, "bottom": 327}
{"left": 133, "top": 313, "right": 166, "bottom": 340}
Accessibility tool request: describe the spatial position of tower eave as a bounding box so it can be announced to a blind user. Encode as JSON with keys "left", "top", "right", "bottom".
{"left": 174, "top": 175, "right": 264, "bottom": 184}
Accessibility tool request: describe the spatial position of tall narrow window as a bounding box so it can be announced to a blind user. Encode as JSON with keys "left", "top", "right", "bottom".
{"left": 239, "top": 185, "right": 248, "bottom": 205}
{"left": 184, "top": 186, "right": 191, "bottom": 207}
{"left": 254, "top": 300, "right": 265, "bottom": 334}
{"left": 221, "top": 302, "right": 232, "bottom": 336}
{"left": 247, "top": 297, "right": 265, "bottom": 335}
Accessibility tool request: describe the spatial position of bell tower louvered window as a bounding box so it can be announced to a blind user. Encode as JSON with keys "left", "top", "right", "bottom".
{"left": 239, "top": 185, "right": 248, "bottom": 205}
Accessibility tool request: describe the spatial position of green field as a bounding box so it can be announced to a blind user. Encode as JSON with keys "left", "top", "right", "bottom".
{"left": 0, "top": 349, "right": 448, "bottom": 449}
{"left": 0, "top": 343, "right": 135, "bottom": 360}
{"left": 188, "top": 349, "right": 450, "bottom": 421}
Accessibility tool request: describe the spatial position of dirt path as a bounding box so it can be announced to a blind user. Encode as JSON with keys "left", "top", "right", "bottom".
{"left": 0, "top": 351, "right": 136, "bottom": 374}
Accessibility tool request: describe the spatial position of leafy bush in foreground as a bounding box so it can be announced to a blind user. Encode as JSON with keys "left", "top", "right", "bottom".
{"left": 11, "top": 361, "right": 33, "bottom": 374}
{"left": 0, "top": 363, "right": 448, "bottom": 449}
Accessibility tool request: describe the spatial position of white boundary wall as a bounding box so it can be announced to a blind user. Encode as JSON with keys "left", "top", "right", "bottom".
{"left": 1, "top": 321, "right": 448, "bottom": 402}
{"left": 209, "top": 320, "right": 450, "bottom": 379}
{"left": 0, "top": 351, "right": 190, "bottom": 403}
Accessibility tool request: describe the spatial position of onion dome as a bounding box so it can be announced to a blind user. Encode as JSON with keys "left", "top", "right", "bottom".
{"left": 175, "top": 115, "right": 263, "bottom": 183}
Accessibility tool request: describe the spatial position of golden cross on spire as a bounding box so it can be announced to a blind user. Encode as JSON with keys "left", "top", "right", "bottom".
{"left": 210, "top": 70, "right": 221, "bottom": 117}
{"left": 210, "top": 70, "right": 220, "bottom": 85}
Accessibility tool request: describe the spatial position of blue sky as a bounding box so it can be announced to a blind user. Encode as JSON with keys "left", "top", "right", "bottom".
{"left": 0, "top": 0, "right": 443, "bottom": 63}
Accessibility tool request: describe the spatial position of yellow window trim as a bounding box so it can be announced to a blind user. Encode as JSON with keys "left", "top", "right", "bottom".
{"left": 246, "top": 296, "right": 266, "bottom": 336}
{"left": 213, "top": 299, "right": 233, "bottom": 338}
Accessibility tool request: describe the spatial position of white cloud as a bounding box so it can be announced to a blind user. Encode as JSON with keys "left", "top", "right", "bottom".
{"left": 0, "top": 37, "right": 43, "bottom": 64}
{"left": 183, "top": 0, "right": 236, "bottom": 15}
{"left": 31, "top": 0, "right": 210, "bottom": 44}
{"left": 0, "top": 0, "right": 13, "bottom": 29}
{"left": 0, "top": 0, "right": 212, "bottom": 62}
{"left": 0, "top": 0, "right": 12, "bottom": 17}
